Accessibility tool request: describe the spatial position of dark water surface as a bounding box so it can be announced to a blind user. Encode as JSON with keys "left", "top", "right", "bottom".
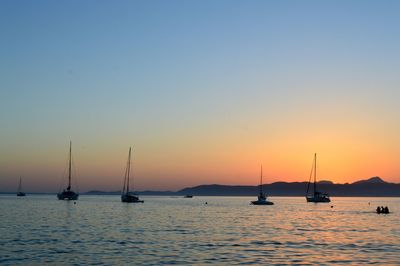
{"left": 1, "top": 196, "right": 399, "bottom": 265}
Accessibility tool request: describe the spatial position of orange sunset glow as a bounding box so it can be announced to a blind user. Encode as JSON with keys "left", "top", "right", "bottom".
{"left": 1, "top": 1, "right": 400, "bottom": 193}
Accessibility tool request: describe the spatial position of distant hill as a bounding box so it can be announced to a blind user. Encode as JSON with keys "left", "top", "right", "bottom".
{"left": 175, "top": 177, "right": 400, "bottom": 197}
{"left": 85, "top": 190, "right": 121, "bottom": 195}
{"left": 84, "top": 190, "right": 175, "bottom": 196}
{"left": 318, "top": 180, "right": 334, "bottom": 185}
{"left": 83, "top": 177, "right": 400, "bottom": 197}
{"left": 351, "top": 176, "right": 385, "bottom": 185}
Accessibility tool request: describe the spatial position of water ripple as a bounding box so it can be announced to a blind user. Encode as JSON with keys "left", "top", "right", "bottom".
{"left": 0, "top": 195, "right": 399, "bottom": 265}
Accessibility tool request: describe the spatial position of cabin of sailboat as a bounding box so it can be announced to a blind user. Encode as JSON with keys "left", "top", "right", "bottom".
{"left": 57, "top": 141, "right": 79, "bottom": 200}
{"left": 251, "top": 165, "right": 274, "bottom": 205}
{"left": 17, "top": 177, "right": 26, "bottom": 197}
{"left": 121, "top": 147, "right": 143, "bottom": 203}
{"left": 305, "top": 153, "right": 330, "bottom": 203}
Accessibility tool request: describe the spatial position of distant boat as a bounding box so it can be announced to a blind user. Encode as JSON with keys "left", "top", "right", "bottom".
{"left": 184, "top": 195, "right": 193, "bottom": 198}
{"left": 57, "top": 141, "right": 79, "bottom": 200}
{"left": 305, "top": 153, "right": 330, "bottom": 203}
{"left": 251, "top": 165, "right": 274, "bottom": 205}
{"left": 121, "top": 147, "right": 143, "bottom": 203}
{"left": 16, "top": 177, "right": 26, "bottom": 197}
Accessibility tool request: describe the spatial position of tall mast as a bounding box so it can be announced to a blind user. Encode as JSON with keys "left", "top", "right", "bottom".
{"left": 18, "top": 177, "right": 22, "bottom": 192}
{"left": 67, "top": 141, "right": 72, "bottom": 191}
{"left": 126, "top": 147, "right": 131, "bottom": 193}
{"left": 313, "top": 153, "right": 317, "bottom": 194}
{"left": 260, "top": 164, "right": 263, "bottom": 195}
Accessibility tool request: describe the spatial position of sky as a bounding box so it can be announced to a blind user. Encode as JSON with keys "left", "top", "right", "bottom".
{"left": 1, "top": 0, "right": 400, "bottom": 192}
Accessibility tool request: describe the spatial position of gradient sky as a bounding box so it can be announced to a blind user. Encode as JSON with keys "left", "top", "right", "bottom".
{"left": 1, "top": 0, "right": 400, "bottom": 192}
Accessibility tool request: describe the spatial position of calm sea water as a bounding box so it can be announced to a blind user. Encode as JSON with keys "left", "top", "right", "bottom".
{"left": 0, "top": 195, "right": 399, "bottom": 265}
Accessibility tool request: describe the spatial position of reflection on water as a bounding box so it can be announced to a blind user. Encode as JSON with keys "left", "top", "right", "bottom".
{"left": 1, "top": 196, "right": 399, "bottom": 265}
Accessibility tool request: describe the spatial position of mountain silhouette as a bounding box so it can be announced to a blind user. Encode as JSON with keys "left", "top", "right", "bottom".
{"left": 83, "top": 176, "right": 400, "bottom": 196}
{"left": 351, "top": 176, "right": 385, "bottom": 185}
{"left": 174, "top": 177, "right": 399, "bottom": 197}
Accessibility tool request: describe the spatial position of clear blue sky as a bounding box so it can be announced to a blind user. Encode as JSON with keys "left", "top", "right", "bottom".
{"left": 1, "top": 0, "right": 400, "bottom": 192}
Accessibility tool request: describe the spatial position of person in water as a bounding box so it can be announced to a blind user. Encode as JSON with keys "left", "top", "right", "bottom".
{"left": 383, "top": 206, "right": 389, "bottom": 214}
{"left": 377, "top": 206, "right": 390, "bottom": 214}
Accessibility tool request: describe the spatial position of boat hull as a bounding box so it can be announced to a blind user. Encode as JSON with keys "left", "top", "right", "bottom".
{"left": 306, "top": 196, "right": 330, "bottom": 203}
{"left": 121, "top": 194, "right": 144, "bottom": 203}
{"left": 17, "top": 192, "right": 26, "bottom": 197}
{"left": 251, "top": 200, "right": 274, "bottom": 205}
{"left": 57, "top": 191, "right": 79, "bottom": 200}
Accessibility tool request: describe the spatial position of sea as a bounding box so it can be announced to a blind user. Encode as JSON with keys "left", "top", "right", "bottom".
{"left": 0, "top": 195, "right": 399, "bottom": 265}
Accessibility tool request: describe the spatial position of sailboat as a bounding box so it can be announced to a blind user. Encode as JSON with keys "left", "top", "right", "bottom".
{"left": 17, "top": 177, "right": 26, "bottom": 197}
{"left": 121, "top": 147, "right": 143, "bottom": 203}
{"left": 305, "top": 153, "right": 330, "bottom": 203}
{"left": 251, "top": 165, "right": 274, "bottom": 205}
{"left": 57, "top": 141, "right": 79, "bottom": 200}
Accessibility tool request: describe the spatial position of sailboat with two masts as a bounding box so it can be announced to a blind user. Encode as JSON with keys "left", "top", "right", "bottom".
{"left": 305, "top": 153, "right": 330, "bottom": 203}
{"left": 251, "top": 165, "right": 274, "bottom": 205}
{"left": 121, "top": 147, "right": 143, "bottom": 203}
{"left": 17, "top": 177, "right": 26, "bottom": 197}
{"left": 57, "top": 141, "right": 79, "bottom": 200}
